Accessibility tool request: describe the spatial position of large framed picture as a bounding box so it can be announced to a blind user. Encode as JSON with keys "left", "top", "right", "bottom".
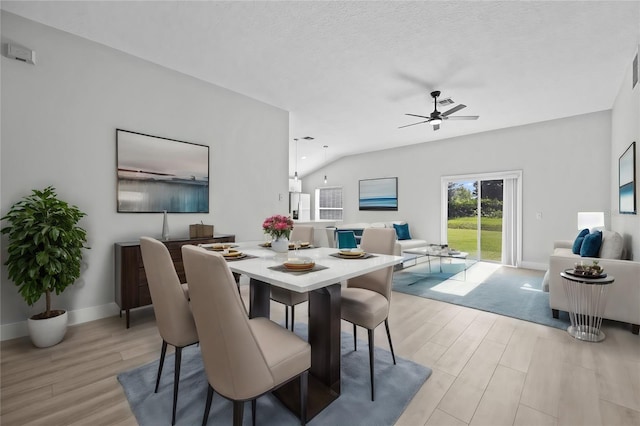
{"left": 117, "top": 129, "right": 209, "bottom": 213}
{"left": 359, "top": 177, "right": 398, "bottom": 211}
{"left": 619, "top": 142, "right": 636, "bottom": 214}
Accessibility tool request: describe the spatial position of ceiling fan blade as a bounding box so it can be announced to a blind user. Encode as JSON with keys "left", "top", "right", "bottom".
{"left": 405, "top": 113, "right": 430, "bottom": 119}
{"left": 445, "top": 115, "right": 479, "bottom": 120}
{"left": 441, "top": 104, "right": 467, "bottom": 117}
{"left": 433, "top": 124, "right": 440, "bottom": 131}
{"left": 399, "top": 120, "right": 429, "bottom": 129}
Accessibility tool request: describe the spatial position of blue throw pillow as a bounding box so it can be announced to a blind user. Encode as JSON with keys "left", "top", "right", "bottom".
{"left": 580, "top": 231, "right": 602, "bottom": 257}
{"left": 393, "top": 223, "right": 411, "bottom": 240}
{"left": 572, "top": 237, "right": 585, "bottom": 254}
{"left": 572, "top": 228, "right": 590, "bottom": 254}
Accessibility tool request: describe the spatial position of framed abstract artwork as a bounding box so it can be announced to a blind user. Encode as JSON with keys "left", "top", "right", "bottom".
{"left": 116, "top": 129, "right": 209, "bottom": 213}
{"left": 359, "top": 177, "right": 398, "bottom": 211}
{"left": 619, "top": 142, "right": 636, "bottom": 214}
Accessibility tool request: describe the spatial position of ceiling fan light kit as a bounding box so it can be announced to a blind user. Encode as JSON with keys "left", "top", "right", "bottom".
{"left": 399, "top": 90, "right": 479, "bottom": 131}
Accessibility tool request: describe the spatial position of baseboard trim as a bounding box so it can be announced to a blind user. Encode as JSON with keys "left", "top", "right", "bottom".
{"left": 0, "top": 302, "right": 120, "bottom": 341}
{"left": 520, "top": 261, "right": 548, "bottom": 271}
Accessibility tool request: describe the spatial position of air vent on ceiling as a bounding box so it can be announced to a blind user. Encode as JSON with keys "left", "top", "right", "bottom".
{"left": 438, "top": 97, "right": 454, "bottom": 106}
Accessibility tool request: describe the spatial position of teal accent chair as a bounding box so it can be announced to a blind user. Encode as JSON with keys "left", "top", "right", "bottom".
{"left": 337, "top": 230, "right": 358, "bottom": 249}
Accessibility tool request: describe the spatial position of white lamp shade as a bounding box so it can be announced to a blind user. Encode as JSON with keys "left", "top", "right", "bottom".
{"left": 577, "top": 212, "right": 605, "bottom": 230}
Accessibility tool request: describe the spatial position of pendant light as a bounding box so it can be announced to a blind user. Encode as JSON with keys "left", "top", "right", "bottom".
{"left": 323, "top": 145, "right": 328, "bottom": 184}
{"left": 293, "top": 138, "right": 299, "bottom": 181}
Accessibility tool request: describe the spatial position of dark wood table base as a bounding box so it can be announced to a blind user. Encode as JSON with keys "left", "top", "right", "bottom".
{"left": 249, "top": 279, "right": 342, "bottom": 421}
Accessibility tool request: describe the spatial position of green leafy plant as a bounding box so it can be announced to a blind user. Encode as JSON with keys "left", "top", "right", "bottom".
{"left": 1, "top": 186, "right": 89, "bottom": 319}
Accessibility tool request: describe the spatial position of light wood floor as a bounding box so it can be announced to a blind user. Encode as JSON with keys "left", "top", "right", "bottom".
{"left": 2, "top": 277, "right": 639, "bottom": 426}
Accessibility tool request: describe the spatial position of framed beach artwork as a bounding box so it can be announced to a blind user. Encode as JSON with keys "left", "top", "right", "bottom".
{"left": 359, "top": 177, "right": 398, "bottom": 211}
{"left": 619, "top": 142, "right": 636, "bottom": 214}
{"left": 116, "top": 129, "right": 209, "bottom": 213}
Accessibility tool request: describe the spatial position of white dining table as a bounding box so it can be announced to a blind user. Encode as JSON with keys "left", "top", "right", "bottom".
{"left": 224, "top": 242, "right": 403, "bottom": 420}
{"left": 226, "top": 243, "right": 402, "bottom": 292}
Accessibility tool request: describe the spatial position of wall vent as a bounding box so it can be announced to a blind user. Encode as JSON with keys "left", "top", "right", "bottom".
{"left": 438, "top": 97, "right": 454, "bottom": 106}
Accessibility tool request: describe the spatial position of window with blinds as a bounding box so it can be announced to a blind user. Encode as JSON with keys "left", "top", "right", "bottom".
{"left": 315, "top": 187, "right": 343, "bottom": 220}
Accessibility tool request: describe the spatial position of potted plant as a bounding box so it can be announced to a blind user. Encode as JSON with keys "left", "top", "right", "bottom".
{"left": 1, "top": 186, "right": 89, "bottom": 347}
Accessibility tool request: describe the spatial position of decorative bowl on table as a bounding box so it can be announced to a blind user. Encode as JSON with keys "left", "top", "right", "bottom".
{"left": 573, "top": 262, "right": 604, "bottom": 276}
{"left": 283, "top": 257, "right": 315, "bottom": 271}
{"left": 567, "top": 261, "right": 606, "bottom": 278}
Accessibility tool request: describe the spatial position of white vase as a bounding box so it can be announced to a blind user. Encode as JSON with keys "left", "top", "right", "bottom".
{"left": 28, "top": 310, "right": 68, "bottom": 348}
{"left": 271, "top": 237, "right": 289, "bottom": 253}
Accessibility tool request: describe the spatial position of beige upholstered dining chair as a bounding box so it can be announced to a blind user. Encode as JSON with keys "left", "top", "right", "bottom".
{"left": 181, "top": 245, "right": 311, "bottom": 426}
{"left": 340, "top": 227, "right": 397, "bottom": 401}
{"left": 139, "top": 237, "right": 199, "bottom": 426}
{"left": 270, "top": 225, "right": 314, "bottom": 331}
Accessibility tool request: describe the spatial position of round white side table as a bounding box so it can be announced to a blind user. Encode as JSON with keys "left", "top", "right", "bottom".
{"left": 560, "top": 270, "right": 614, "bottom": 342}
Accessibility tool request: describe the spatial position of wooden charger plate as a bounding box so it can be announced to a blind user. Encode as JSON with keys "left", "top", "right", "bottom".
{"left": 283, "top": 260, "right": 315, "bottom": 271}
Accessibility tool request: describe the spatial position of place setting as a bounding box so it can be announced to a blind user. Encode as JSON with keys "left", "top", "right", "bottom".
{"left": 198, "top": 242, "right": 238, "bottom": 251}
{"left": 268, "top": 257, "right": 328, "bottom": 274}
{"left": 258, "top": 241, "right": 314, "bottom": 250}
{"left": 330, "top": 248, "right": 375, "bottom": 260}
{"left": 198, "top": 243, "right": 256, "bottom": 261}
{"left": 288, "top": 241, "right": 313, "bottom": 250}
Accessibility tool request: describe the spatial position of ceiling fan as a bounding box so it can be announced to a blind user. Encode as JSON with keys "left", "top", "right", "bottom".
{"left": 399, "top": 90, "right": 479, "bottom": 131}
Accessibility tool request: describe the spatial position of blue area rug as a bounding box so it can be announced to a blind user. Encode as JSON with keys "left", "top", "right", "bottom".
{"left": 393, "top": 262, "right": 570, "bottom": 330}
{"left": 118, "top": 323, "right": 431, "bottom": 425}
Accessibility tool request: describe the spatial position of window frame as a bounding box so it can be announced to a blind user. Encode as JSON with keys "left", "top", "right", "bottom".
{"left": 315, "top": 186, "right": 343, "bottom": 221}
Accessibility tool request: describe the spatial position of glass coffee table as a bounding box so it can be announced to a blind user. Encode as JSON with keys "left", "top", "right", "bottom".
{"left": 403, "top": 246, "right": 475, "bottom": 281}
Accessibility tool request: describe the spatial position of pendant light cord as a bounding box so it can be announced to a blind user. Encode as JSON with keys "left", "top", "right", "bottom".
{"left": 294, "top": 138, "right": 299, "bottom": 181}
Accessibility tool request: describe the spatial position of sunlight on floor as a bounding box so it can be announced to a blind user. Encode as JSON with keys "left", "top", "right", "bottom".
{"left": 431, "top": 262, "right": 502, "bottom": 296}
{"left": 520, "top": 282, "right": 543, "bottom": 292}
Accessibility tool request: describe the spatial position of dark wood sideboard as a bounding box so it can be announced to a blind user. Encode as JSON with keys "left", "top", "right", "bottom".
{"left": 115, "top": 234, "right": 235, "bottom": 328}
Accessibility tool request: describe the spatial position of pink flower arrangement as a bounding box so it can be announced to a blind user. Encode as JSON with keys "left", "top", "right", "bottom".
{"left": 262, "top": 214, "right": 294, "bottom": 240}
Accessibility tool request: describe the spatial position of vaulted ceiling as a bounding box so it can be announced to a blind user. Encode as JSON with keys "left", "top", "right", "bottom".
{"left": 3, "top": 1, "right": 639, "bottom": 177}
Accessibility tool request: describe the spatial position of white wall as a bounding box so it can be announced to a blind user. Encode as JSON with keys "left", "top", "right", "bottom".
{"left": 1, "top": 12, "right": 290, "bottom": 335}
{"left": 610, "top": 47, "right": 640, "bottom": 259}
{"left": 303, "top": 111, "right": 612, "bottom": 268}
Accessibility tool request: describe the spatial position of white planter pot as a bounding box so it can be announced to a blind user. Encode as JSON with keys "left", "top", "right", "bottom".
{"left": 27, "top": 310, "right": 68, "bottom": 348}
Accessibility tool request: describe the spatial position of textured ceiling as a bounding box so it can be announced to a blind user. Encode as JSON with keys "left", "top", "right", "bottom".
{"left": 3, "top": 1, "right": 639, "bottom": 178}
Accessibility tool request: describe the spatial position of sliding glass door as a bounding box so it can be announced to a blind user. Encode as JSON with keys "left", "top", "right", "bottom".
{"left": 442, "top": 172, "right": 522, "bottom": 266}
{"left": 447, "top": 180, "right": 480, "bottom": 259}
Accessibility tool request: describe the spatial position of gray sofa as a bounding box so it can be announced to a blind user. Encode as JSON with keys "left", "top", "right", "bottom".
{"left": 329, "top": 221, "right": 427, "bottom": 256}
{"left": 545, "top": 230, "right": 640, "bottom": 334}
